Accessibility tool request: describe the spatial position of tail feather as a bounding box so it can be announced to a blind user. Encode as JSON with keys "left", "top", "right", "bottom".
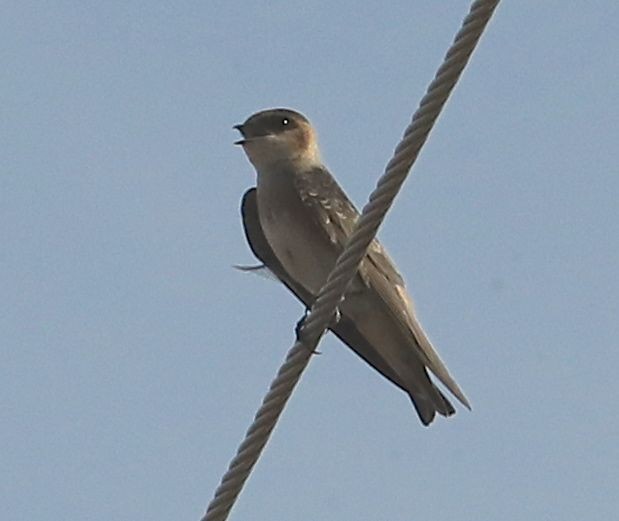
{"left": 410, "top": 392, "right": 455, "bottom": 426}
{"left": 408, "top": 372, "right": 456, "bottom": 426}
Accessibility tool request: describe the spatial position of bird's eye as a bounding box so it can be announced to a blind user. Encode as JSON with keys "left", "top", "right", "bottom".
{"left": 281, "top": 118, "right": 289, "bottom": 126}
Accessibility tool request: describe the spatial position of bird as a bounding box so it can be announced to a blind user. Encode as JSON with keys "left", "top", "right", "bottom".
{"left": 234, "top": 108, "right": 470, "bottom": 426}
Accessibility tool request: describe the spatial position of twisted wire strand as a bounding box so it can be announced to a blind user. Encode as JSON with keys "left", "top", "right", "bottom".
{"left": 203, "top": 1, "right": 499, "bottom": 519}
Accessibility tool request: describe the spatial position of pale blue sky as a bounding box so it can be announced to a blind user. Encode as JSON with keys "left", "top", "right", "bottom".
{"left": 2, "top": 2, "right": 618, "bottom": 520}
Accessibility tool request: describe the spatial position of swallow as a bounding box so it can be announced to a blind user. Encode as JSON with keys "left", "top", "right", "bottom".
{"left": 235, "top": 108, "right": 470, "bottom": 425}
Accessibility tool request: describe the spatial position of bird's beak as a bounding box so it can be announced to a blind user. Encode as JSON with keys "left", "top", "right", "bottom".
{"left": 233, "top": 124, "right": 246, "bottom": 145}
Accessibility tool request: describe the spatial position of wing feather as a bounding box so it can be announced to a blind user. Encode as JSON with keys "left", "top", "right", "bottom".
{"left": 293, "top": 167, "right": 470, "bottom": 408}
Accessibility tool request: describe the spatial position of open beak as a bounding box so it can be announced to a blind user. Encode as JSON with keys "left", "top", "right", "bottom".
{"left": 233, "top": 124, "right": 246, "bottom": 145}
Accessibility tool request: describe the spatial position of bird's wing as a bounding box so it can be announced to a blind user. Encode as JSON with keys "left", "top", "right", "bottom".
{"left": 293, "top": 168, "right": 470, "bottom": 408}
{"left": 294, "top": 166, "right": 404, "bottom": 287}
{"left": 240, "top": 187, "right": 415, "bottom": 395}
{"left": 241, "top": 188, "right": 314, "bottom": 303}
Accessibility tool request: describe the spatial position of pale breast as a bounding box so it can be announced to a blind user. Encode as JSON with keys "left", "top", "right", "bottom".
{"left": 256, "top": 167, "right": 338, "bottom": 295}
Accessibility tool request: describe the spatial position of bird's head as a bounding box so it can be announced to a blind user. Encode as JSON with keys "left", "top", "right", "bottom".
{"left": 234, "top": 108, "right": 321, "bottom": 170}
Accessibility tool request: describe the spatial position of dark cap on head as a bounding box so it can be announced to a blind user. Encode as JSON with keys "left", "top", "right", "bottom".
{"left": 234, "top": 108, "right": 310, "bottom": 141}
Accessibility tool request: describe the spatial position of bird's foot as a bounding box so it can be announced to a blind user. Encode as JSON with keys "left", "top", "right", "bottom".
{"left": 295, "top": 309, "right": 321, "bottom": 354}
{"left": 330, "top": 307, "right": 341, "bottom": 328}
{"left": 295, "top": 307, "right": 341, "bottom": 354}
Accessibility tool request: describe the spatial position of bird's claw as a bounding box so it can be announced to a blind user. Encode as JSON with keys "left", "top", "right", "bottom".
{"left": 295, "top": 307, "right": 341, "bottom": 354}
{"left": 330, "top": 307, "right": 341, "bottom": 327}
{"left": 295, "top": 309, "right": 321, "bottom": 354}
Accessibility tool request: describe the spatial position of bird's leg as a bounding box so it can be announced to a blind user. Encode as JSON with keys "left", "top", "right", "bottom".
{"left": 295, "top": 308, "right": 321, "bottom": 354}
{"left": 295, "top": 306, "right": 341, "bottom": 354}
{"left": 330, "top": 307, "right": 341, "bottom": 328}
{"left": 294, "top": 307, "right": 309, "bottom": 338}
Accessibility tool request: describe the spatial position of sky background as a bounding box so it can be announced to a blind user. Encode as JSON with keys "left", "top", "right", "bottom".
{"left": 2, "top": 2, "right": 618, "bottom": 520}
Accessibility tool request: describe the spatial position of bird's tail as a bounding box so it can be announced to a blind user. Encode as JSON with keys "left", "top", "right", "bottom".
{"left": 409, "top": 378, "right": 456, "bottom": 426}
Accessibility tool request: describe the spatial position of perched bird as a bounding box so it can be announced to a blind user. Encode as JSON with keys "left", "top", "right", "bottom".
{"left": 235, "top": 108, "right": 470, "bottom": 425}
